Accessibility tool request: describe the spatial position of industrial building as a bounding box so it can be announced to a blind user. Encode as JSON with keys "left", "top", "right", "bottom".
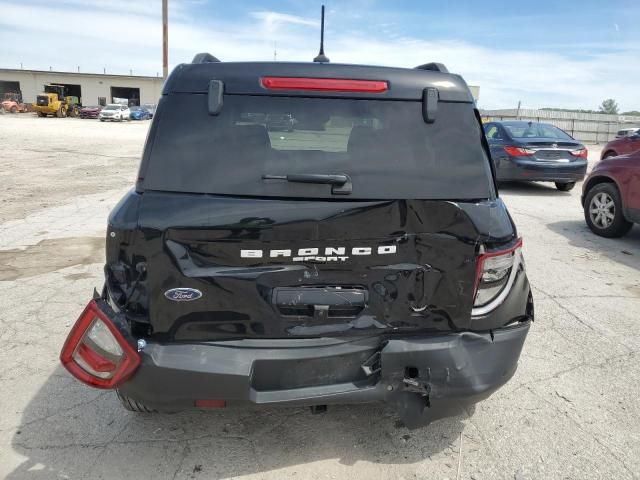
{"left": 0, "top": 68, "right": 164, "bottom": 107}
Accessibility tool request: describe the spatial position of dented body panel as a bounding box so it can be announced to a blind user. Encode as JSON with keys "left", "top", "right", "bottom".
{"left": 106, "top": 191, "right": 522, "bottom": 341}
{"left": 117, "top": 320, "right": 530, "bottom": 427}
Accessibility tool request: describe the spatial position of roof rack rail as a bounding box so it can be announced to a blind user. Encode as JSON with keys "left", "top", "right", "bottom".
{"left": 414, "top": 62, "right": 449, "bottom": 73}
{"left": 192, "top": 53, "right": 221, "bottom": 64}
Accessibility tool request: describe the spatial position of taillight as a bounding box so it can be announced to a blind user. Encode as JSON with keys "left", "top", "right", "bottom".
{"left": 473, "top": 239, "right": 523, "bottom": 313}
{"left": 503, "top": 146, "right": 535, "bottom": 156}
{"left": 260, "top": 77, "right": 388, "bottom": 93}
{"left": 60, "top": 300, "right": 140, "bottom": 389}
{"left": 570, "top": 148, "right": 588, "bottom": 158}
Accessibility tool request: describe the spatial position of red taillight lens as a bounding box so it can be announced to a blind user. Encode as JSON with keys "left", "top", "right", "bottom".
{"left": 504, "top": 146, "right": 535, "bottom": 156}
{"left": 473, "top": 238, "right": 523, "bottom": 310}
{"left": 60, "top": 300, "right": 140, "bottom": 389}
{"left": 261, "top": 77, "right": 388, "bottom": 93}
{"left": 570, "top": 148, "right": 588, "bottom": 158}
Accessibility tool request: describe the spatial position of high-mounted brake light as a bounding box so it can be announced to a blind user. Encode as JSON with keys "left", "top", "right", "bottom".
{"left": 261, "top": 77, "right": 388, "bottom": 93}
{"left": 473, "top": 238, "right": 523, "bottom": 313}
{"left": 503, "top": 146, "right": 535, "bottom": 157}
{"left": 570, "top": 148, "right": 588, "bottom": 159}
{"left": 60, "top": 300, "right": 140, "bottom": 389}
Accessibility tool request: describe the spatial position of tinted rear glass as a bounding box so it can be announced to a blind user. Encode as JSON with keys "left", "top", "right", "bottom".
{"left": 141, "top": 94, "right": 493, "bottom": 200}
{"left": 503, "top": 123, "right": 573, "bottom": 140}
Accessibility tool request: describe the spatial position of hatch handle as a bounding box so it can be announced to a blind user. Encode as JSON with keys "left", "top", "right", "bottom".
{"left": 208, "top": 80, "right": 224, "bottom": 115}
{"left": 422, "top": 87, "right": 439, "bottom": 123}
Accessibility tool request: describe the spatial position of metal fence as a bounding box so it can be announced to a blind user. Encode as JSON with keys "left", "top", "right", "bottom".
{"left": 481, "top": 108, "right": 640, "bottom": 144}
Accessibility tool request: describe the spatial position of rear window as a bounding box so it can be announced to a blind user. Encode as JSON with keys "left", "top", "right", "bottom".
{"left": 141, "top": 94, "right": 493, "bottom": 200}
{"left": 504, "top": 123, "right": 573, "bottom": 140}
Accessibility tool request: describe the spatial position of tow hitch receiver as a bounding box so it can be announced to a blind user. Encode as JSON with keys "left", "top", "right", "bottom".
{"left": 403, "top": 375, "right": 431, "bottom": 398}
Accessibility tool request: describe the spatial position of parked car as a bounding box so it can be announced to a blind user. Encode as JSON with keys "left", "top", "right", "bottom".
{"left": 484, "top": 121, "right": 588, "bottom": 191}
{"left": 129, "top": 106, "right": 151, "bottom": 120}
{"left": 59, "top": 54, "right": 533, "bottom": 428}
{"left": 99, "top": 104, "right": 130, "bottom": 122}
{"left": 582, "top": 150, "right": 640, "bottom": 237}
{"left": 142, "top": 103, "right": 157, "bottom": 118}
{"left": 79, "top": 105, "right": 103, "bottom": 119}
{"left": 615, "top": 128, "right": 640, "bottom": 139}
{"left": 601, "top": 131, "right": 640, "bottom": 159}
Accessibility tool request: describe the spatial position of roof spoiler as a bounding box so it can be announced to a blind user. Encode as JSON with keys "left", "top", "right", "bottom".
{"left": 414, "top": 62, "right": 449, "bottom": 73}
{"left": 192, "top": 53, "right": 220, "bottom": 64}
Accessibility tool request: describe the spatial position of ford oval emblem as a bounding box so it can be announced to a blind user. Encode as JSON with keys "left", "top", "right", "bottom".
{"left": 164, "top": 288, "right": 203, "bottom": 302}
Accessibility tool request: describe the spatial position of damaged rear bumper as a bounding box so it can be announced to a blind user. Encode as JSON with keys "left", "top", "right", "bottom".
{"left": 118, "top": 321, "right": 530, "bottom": 427}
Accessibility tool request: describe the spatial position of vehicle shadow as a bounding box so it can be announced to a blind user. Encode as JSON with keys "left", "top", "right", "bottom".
{"left": 8, "top": 367, "right": 470, "bottom": 479}
{"left": 547, "top": 220, "right": 640, "bottom": 271}
{"left": 497, "top": 181, "right": 573, "bottom": 197}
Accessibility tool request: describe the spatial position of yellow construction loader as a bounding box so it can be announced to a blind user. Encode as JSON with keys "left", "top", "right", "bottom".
{"left": 32, "top": 84, "right": 80, "bottom": 117}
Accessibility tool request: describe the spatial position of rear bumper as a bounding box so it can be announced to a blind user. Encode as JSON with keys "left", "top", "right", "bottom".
{"left": 119, "top": 321, "right": 530, "bottom": 427}
{"left": 497, "top": 157, "right": 587, "bottom": 182}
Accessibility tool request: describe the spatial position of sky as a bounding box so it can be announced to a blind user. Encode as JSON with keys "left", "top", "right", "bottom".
{"left": 0, "top": 0, "right": 639, "bottom": 111}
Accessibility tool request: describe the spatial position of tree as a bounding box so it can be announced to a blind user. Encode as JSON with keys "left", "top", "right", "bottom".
{"left": 599, "top": 99, "right": 619, "bottom": 115}
{"left": 621, "top": 110, "right": 640, "bottom": 117}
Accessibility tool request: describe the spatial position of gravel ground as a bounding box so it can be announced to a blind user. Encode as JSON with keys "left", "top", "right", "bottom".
{"left": 0, "top": 114, "right": 639, "bottom": 480}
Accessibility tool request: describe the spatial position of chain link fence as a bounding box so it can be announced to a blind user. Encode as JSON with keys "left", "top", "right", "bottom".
{"left": 481, "top": 108, "right": 640, "bottom": 144}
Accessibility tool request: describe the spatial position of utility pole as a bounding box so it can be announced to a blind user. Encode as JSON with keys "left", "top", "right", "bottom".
{"left": 162, "top": 0, "right": 168, "bottom": 78}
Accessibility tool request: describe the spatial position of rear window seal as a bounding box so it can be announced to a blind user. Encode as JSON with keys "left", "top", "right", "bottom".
{"left": 138, "top": 188, "right": 491, "bottom": 204}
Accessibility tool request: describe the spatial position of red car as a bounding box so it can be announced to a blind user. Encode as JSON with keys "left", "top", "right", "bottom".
{"left": 582, "top": 150, "right": 640, "bottom": 237}
{"left": 79, "top": 105, "right": 103, "bottom": 119}
{"left": 601, "top": 131, "right": 640, "bottom": 159}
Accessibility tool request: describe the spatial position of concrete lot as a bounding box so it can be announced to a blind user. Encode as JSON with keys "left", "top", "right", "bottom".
{"left": 0, "top": 114, "right": 639, "bottom": 480}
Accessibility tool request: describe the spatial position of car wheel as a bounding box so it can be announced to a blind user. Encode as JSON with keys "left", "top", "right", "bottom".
{"left": 603, "top": 151, "right": 617, "bottom": 159}
{"left": 10, "top": 106, "right": 17, "bottom": 113}
{"left": 116, "top": 390, "right": 156, "bottom": 413}
{"left": 555, "top": 182, "right": 575, "bottom": 191}
{"left": 100, "top": 119, "right": 105, "bottom": 122}
{"left": 584, "top": 183, "right": 632, "bottom": 238}
{"left": 37, "top": 111, "right": 45, "bottom": 117}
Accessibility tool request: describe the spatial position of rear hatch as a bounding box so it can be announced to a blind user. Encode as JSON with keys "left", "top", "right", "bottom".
{"left": 110, "top": 64, "right": 503, "bottom": 342}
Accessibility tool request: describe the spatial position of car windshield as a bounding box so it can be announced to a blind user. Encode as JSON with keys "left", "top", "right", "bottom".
{"left": 142, "top": 94, "right": 493, "bottom": 200}
{"left": 104, "top": 105, "right": 119, "bottom": 110}
{"left": 503, "top": 122, "right": 573, "bottom": 140}
{"left": 130, "top": 107, "right": 144, "bottom": 112}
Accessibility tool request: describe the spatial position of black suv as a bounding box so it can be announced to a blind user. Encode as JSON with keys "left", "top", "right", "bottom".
{"left": 60, "top": 54, "right": 533, "bottom": 427}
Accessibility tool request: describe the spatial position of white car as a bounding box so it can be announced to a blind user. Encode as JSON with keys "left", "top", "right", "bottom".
{"left": 99, "top": 104, "right": 130, "bottom": 122}
{"left": 615, "top": 127, "right": 640, "bottom": 138}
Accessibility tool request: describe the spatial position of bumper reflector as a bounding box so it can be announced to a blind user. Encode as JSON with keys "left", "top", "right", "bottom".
{"left": 195, "top": 399, "right": 227, "bottom": 408}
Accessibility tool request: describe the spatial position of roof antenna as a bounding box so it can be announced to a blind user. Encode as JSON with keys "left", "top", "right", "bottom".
{"left": 313, "top": 5, "right": 330, "bottom": 63}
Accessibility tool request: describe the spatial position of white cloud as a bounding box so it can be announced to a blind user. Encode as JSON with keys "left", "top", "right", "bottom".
{"left": 0, "top": 2, "right": 638, "bottom": 110}
{"left": 249, "top": 11, "right": 318, "bottom": 29}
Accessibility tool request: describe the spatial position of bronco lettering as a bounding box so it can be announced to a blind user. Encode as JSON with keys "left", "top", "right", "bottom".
{"left": 241, "top": 245, "right": 397, "bottom": 260}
